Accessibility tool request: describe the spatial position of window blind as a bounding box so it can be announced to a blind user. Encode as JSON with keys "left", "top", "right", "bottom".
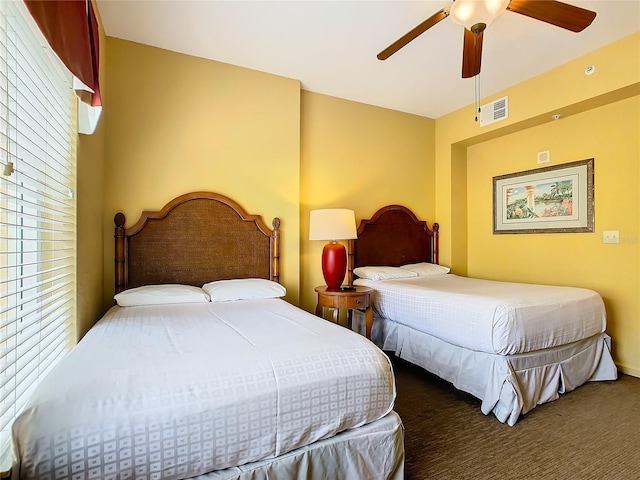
{"left": 0, "top": 0, "right": 77, "bottom": 469}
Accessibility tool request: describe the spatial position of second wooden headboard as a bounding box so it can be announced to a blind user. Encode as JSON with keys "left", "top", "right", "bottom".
{"left": 347, "top": 205, "right": 439, "bottom": 284}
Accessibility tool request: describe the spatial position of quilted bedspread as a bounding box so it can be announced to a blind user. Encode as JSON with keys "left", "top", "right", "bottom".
{"left": 355, "top": 274, "right": 606, "bottom": 355}
{"left": 12, "top": 299, "right": 395, "bottom": 480}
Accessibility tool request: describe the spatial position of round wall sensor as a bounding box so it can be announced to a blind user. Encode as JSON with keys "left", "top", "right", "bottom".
{"left": 552, "top": 114, "right": 561, "bottom": 121}
{"left": 585, "top": 65, "right": 595, "bottom": 75}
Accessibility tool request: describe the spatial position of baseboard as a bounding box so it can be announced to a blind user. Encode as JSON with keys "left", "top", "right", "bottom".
{"left": 616, "top": 363, "right": 640, "bottom": 378}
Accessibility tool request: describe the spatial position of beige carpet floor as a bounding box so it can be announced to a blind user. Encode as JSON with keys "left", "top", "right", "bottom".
{"left": 392, "top": 358, "right": 640, "bottom": 480}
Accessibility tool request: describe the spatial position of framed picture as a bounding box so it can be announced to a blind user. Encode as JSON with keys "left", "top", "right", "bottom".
{"left": 493, "top": 158, "right": 594, "bottom": 234}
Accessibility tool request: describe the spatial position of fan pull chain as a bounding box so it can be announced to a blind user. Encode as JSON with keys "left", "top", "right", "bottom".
{"left": 474, "top": 74, "right": 481, "bottom": 122}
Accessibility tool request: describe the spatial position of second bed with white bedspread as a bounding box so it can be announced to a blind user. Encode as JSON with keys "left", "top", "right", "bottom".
{"left": 354, "top": 274, "right": 607, "bottom": 355}
{"left": 348, "top": 204, "right": 618, "bottom": 426}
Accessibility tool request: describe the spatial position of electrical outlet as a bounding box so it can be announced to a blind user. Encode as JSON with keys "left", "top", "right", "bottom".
{"left": 602, "top": 231, "right": 619, "bottom": 244}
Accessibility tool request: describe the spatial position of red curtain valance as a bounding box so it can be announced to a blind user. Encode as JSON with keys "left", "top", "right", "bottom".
{"left": 24, "top": 0, "right": 101, "bottom": 107}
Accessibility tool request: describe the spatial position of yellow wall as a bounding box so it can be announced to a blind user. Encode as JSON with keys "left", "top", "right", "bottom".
{"left": 436, "top": 32, "right": 640, "bottom": 376}
{"left": 101, "top": 38, "right": 435, "bottom": 316}
{"left": 299, "top": 92, "right": 435, "bottom": 312}
{"left": 93, "top": 32, "right": 638, "bottom": 376}
{"left": 467, "top": 97, "right": 639, "bottom": 375}
{"left": 77, "top": 113, "right": 105, "bottom": 339}
{"left": 103, "top": 38, "right": 301, "bottom": 308}
{"left": 76, "top": 1, "right": 106, "bottom": 340}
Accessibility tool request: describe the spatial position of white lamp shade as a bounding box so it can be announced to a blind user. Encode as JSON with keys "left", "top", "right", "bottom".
{"left": 449, "top": 0, "right": 509, "bottom": 31}
{"left": 309, "top": 209, "right": 357, "bottom": 241}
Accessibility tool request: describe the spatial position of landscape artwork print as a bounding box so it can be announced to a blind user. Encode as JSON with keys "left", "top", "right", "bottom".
{"left": 493, "top": 159, "right": 594, "bottom": 234}
{"left": 505, "top": 177, "right": 575, "bottom": 220}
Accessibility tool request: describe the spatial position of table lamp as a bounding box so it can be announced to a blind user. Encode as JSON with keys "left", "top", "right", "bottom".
{"left": 309, "top": 209, "right": 357, "bottom": 289}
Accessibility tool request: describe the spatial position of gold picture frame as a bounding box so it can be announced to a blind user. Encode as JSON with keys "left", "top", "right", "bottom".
{"left": 493, "top": 158, "right": 594, "bottom": 234}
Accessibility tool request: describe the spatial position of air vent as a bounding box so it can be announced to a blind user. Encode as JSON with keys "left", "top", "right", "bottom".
{"left": 479, "top": 96, "right": 508, "bottom": 127}
{"left": 537, "top": 150, "right": 550, "bottom": 164}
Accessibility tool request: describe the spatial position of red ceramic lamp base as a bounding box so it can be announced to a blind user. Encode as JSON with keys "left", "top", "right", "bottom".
{"left": 321, "top": 241, "right": 347, "bottom": 289}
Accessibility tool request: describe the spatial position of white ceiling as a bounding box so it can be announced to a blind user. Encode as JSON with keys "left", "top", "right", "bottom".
{"left": 96, "top": 0, "right": 640, "bottom": 119}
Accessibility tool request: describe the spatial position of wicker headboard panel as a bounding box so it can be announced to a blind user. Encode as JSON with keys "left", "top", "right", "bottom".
{"left": 347, "top": 205, "right": 438, "bottom": 284}
{"left": 114, "top": 192, "right": 280, "bottom": 293}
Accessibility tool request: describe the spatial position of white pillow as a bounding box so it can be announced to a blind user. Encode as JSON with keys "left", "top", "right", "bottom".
{"left": 399, "top": 262, "right": 450, "bottom": 276}
{"left": 353, "top": 266, "right": 418, "bottom": 281}
{"left": 202, "top": 278, "right": 286, "bottom": 302}
{"left": 114, "top": 284, "right": 211, "bottom": 306}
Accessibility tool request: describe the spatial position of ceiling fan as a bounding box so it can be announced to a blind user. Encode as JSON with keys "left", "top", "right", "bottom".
{"left": 377, "top": 0, "right": 597, "bottom": 78}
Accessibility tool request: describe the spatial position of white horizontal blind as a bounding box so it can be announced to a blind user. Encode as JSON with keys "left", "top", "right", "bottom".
{"left": 0, "top": 0, "right": 77, "bottom": 469}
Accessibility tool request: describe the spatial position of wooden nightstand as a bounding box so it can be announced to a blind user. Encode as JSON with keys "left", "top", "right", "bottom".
{"left": 314, "top": 285, "right": 373, "bottom": 339}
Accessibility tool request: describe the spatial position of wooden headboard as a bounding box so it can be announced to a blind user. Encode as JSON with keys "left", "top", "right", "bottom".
{"left": 347, "top": 205, "right": 439, "bottom": 284}
{"left": 114, "top": 192, "right": 280, "bottom": 294}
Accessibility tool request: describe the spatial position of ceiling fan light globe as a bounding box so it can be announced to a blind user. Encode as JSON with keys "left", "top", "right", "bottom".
{"left": 451, "top": 2, "right": 474, "bottom": 23}
{"left": 450, "top": 0, "right": 509, "bottom": 31}
{"left": 485, "top": 0, "right": 511, "bottom": 15}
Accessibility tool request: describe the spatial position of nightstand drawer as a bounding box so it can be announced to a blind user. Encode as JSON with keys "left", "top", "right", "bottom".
{"left": 317, "top": 294, "right": 341, "bottom": 309}
{"left": 342, "top": 294, "right": 369, "bottom": 310}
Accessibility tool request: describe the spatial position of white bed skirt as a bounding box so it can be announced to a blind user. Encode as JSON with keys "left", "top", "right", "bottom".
{"left": 354, "top": 313, "right": 618, "bottom": 426}
{"left": 195, "top": 411, "right": 404, "bottom": 480}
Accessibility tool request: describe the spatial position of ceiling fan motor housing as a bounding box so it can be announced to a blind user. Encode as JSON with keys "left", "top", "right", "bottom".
{"left": 470, "top": 22, "right": 487, "bottom": 34}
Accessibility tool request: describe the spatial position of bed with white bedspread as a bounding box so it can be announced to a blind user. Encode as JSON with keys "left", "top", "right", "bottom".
{"left": 14, "top": 299, "right": 398, "bottom": 479}
{"left": 348, "top": 204, "right": 617, "bottom": 425}
{"left": 11, "top": 192, "right": 404, "bottom": 480}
